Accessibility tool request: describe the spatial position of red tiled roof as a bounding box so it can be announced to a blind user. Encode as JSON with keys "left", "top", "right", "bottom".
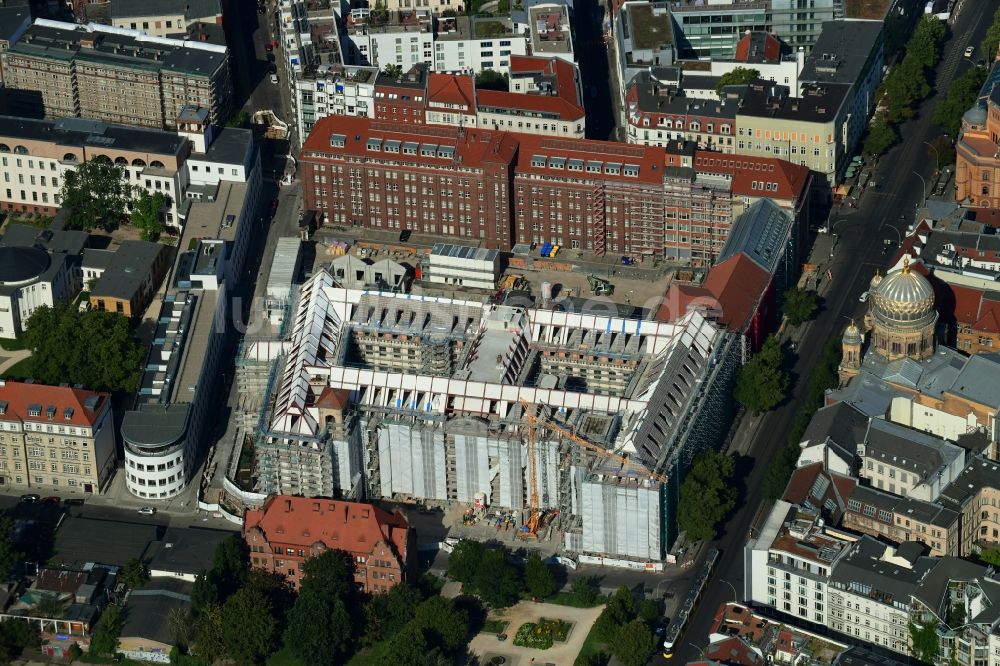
{"left": 782, "top": 462, "right": 824, "bottom": 505}
{"left": 705, "top": 636, "right": 764, "bottom": 666}
{"left": 951, "top": 283, "right": 1000, "bottom": 333}
{"left": 966, "top": 207, "right": 1000, "bottom": 227}
{"left": 734, "top": 32, "right": 781, "bottom": 63}
{"left": 245, "top": 495, "right": 410, "bottom": 555}
{"left": 693, "top": 151, "right": 809, "bottom": 203}
{"left": 302, "top": 116, "right": 519, "bottom": 170}
{"left": 0, "top": 380, "right": 109, "bottom": 427}
{"left": 514, "top": 133, "right": 666, "bottom": 184}
{"left": 654, "top": 255, "right": 771, "bottom": 330}
{"left": 478, "top": 56, "right": 584, "bottom": 121}
{"left": 314, "top": 386, "right": 350, "bottom": 410}
{"left": 427, "top": 73, "right": 476, "bottom": 113}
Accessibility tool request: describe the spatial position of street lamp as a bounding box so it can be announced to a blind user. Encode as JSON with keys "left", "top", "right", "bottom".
{"left": 720, "top": 579, "right": 740, "bottom": 603}
{"left": 924, "top": 141, "right": 940, "bottom": 170}
{"left": 913, "top": 171, "right": 928, "bottom": 203}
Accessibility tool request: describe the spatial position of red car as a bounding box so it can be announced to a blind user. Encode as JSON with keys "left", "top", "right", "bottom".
{"left": 41, "top": 496, "right": 60, "bottom": 505}
{"left": 271, "top": 198, "right": 279, "bottom": 211}
{"left": 265, "top": 43, "right": 273, "bottom": 52}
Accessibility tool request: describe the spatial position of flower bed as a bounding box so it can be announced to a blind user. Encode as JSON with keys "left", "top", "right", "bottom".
{"left": 512, "top": 618, "right": 571, "bottom": 650}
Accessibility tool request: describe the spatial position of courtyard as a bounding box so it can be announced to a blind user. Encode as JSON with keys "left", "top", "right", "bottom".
{"left": 469, "top": 600, "right": 603, "bottom": 666}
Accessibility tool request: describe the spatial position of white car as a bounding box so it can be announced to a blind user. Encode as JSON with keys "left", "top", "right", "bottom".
{"left": 965, "top": 46, "right": 975, "bottom": 58}
{"left": 269, "top": 73, "right": 279, "bottom": 84}
{"left": 859, "top": 291, "right": 869, "bottom": 303}
{"left": 137, "top": 507, "right": 157, "bottom": 516}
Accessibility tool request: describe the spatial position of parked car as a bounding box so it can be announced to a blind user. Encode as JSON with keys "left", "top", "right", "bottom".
{"left": 268, "top": 63, "right": 277, "bottom": 74}
{"left": 271, "top": 198, "right": 279, "bottom": 211}
{"left": 19, "top": 494, "right": 39, "bottom": 503}
{"left": 399, "top": 229, "right": 412, "bottom": 242}
{"left": 137, "top": 507, "right": 156, "bottom": 516}
{"left": 270, "top": 73, "right": 279, "bottom": 84}
{"left": 265, "top": 43, "right": 273, "bottom": 52}
{"left": 41, "top": 496, "right": 60, "bottom": 505}
{"left": 965, "top": 46, "right": 976, "bottom": 58}
{"left": 859, "top": 291, "right": 869, "bottom": 303}
{"left": 64, "top": 498, "right": 84, "bottom": 506}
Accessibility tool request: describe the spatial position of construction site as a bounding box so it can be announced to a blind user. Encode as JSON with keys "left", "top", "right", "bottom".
{"left": 237, "top": 268, "right": 739, "bottom": 564}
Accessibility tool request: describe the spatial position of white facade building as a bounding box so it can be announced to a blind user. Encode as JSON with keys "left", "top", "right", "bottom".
{"left": 434, "top": 16, "right": 528, "bottom": 75}
{"left": 426, "top": 243, "right": 502, "bottom": 290}
{"left": 295, "top": 65, "right": 378, "bottom": 137}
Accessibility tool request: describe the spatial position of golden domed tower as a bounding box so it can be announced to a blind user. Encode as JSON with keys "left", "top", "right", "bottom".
{"left": 839, "top": 319, "right": 863, "bottom": 385}
{"left": 867, "top": 257, "right": 937, "bottom": 361}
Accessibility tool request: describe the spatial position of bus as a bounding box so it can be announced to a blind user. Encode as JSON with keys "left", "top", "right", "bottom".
{"left": 662, "top": 548, "right": 720, "bottom": 659}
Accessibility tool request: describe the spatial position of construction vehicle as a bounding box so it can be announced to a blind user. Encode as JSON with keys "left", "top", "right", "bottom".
{"left": 517, "top": 401, "right": 541, "bottom": 539}
{"left": 587, "top": 274, "right": 614, "bottom": 296}
{"left": 252, "top": 110, "right": 289, "bottom": 140}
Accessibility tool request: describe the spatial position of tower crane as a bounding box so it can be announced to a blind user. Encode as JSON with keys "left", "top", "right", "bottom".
{"left": 516, "top": 399, "right": 667, "bottom": 539}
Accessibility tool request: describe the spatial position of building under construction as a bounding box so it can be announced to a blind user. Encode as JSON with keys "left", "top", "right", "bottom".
{"left": 258, "top": 269, "right": 738, "bottom": 561}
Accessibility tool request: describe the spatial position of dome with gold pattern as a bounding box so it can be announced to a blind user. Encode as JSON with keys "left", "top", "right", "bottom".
{"left": 870, "top": 258, "right": 935, "bottom": 326}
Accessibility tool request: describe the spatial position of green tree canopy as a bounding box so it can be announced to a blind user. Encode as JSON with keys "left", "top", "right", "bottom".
{"left": 475, "top": 69, "right": 509, "bottom": 91}
{"left": 447, "top": 539, "right": 485, "bottom": 585}
{"left": 933, "top": 66, "right": 988, "bottom": 139}
{"left": 864, "top": 116, "right": 899, "bottom": 157}
{"left": 0, "top": 516, "right": 22, "bottom": 580}
{"left": 909, "top": 620, "right": 940, "bottom": 664}
{"left": 382, "top": 63, "right": 403, "bottom": 78}
{"left": 363, "top": 582, "right": 424, "bottom": 645}
{"left": 984, "top": 8, "right": 1000, "bottom": 62}
{"left": 21, "top": 305, "right": 144, "bottom": 395}
{"left": 677, "top": 450, "right": 737, "bottom": 542}
{"left": 221, "top": 584, "right": 278, "bottom": 665}
{"left": 782, "top": 287, "right": 817, "bottom": 326}
{"left": 89, "top": 604, "right": 125, "bottom": 656}
{"left": 284, "top": 588, "right": 352, "bottom": 665}
{"left": 411, "top": 596, "right": 469, "bottom": 654}
{"left": 474, "top": 548, "right": 521, "bottom": 608}
{"left": 61, "top": 160, "right": 134, "bottom": 232}
{"left": 524, "top": 553, "right": 557, "bottom": 599}
{"left": 569, "top": 576, "right": 600, "bottom": 606}
{"left": 715, "top": 67, "right": 760, "bottom": 94}
{"left": 121, "top": 558, "right": 147, "bottom": 589}
{"left": 612, "top": 619, "right": 658, "bottom": 666}
{"left": 594, "top": 586, "right": 637, "bottom": 642}
{"left": 0, "top": 619, "right": 39, "bottom": 663}
{"left": 130, "top": 190, "right": 166, "bottom": 241}
{"left": 734, "top": 335, "right": 788, "bottom": 415}
{"left": 193, "top": 602, "right": 225, "bottom": 664}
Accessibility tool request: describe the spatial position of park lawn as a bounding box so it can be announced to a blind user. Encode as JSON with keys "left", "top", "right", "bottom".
{"left": 575, "top": 622, "right": 610, "bottom": 666}
{"left": 0, "top": 357, "right": 33, "bottom": 380}
{"left": 481, "top": 618, "right": 509, "bottom": 634}
{"left": 549, "top": 591, "right": 607, "bottom": 608}
{"left": 0, "top": 337, "right": 26, "bottom": 351}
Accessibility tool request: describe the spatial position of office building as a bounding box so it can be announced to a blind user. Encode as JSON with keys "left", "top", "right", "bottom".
{"left": 83, "top": 241, "right": 172, "bottom": 320}
{"left": 110, "top": 0, "right": 223, "bottom": 38}
{"left": 1, "top": 19, "right": 232, "bottom": 129}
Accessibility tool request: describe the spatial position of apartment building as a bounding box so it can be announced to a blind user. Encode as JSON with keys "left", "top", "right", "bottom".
{"left": 475, "top": 56, "right": 585, "bottom": 138}
{"left": 110, "top": 0, "right": 223, "bottom": 38}
{"left": 295, "top": 65, "right": 378, "bottom": 137}
{"left": 524, "top": 4, "right": 574, "bottom": 64}
{"left": 345, "top": 12, "right": 434, "bottom": 72}
{"left": 736, "top": 81, "right": 851, "bottom": 186}
{"left": 746, "top": 501, "right": 852, "bottom": 627}
{"left": 244, "top": 495, "right": 414, "bottom": 593}
{"left": 857, "top": 418, "right": 966, "bottom": 502}
{"left": 952, "top": 285, "right": 1000, "bottom": 354}
{"left": 1, "top": 20, "right": 232, "bottom": 129}
{"left": 614, "top": 1, "right": 676, "bottom": 112}
{"left": 0, "top": 224, "right": 87, "bottom": 338}
{"left": 625, "top": 68, "right": 738, "bottom": 151}
{"left": 0, "top": 380, "right": 115, "bottom": 494}
{"left": 433, "top": 15, "right": 528, "bottom": 75}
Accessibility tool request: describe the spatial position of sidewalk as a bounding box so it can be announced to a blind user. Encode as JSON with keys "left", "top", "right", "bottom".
{"left": 0, "top": 341, "right": 30, "bottom": 375}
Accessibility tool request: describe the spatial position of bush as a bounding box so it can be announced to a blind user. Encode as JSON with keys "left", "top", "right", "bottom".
{"left": 512, "top": 618, "right": 570, "bottom": 650}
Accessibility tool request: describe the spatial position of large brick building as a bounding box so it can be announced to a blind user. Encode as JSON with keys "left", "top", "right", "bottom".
{"left": 301, "top": 116, "right": 809, "bottom": 265}
{"left": 243, "top": 495, "right": 414, "bottom": 593}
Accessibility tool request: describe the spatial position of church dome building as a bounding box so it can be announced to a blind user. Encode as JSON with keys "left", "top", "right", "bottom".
{"left": 867, "top": 258, "right": 937, "bottom": 361}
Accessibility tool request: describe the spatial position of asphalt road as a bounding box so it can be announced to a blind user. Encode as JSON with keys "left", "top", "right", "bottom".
{"left": 670, "top": 4, "right": 1000, "bottom": 663}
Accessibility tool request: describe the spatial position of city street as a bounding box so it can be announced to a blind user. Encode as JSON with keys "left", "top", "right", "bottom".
{"left": 670, "top": 2, "right": 1000, "bottom": 663}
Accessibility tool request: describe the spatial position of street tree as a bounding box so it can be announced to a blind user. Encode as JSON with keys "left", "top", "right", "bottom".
{"left": 864, "top": 117, "right": 898, "bottom": 157}
{"left": 130, "top": 190, "right": 166, "bottom": 241}
{"left": 984, "top": 8, "right": 1000, "bottom": 62}
{"left": 734, "top": 335, "right": 788, "bottom": 415}
{"left": 612, "top": 619, "right": 659, "bottom": 666}
{"left": 21, "top": 305, "right": 144, "bottom": 395}
{"left": 594, "top": 586, "right": 637, "bottom": 642}
{"left": 677, "top": 450, "right": 737, "bottom": 542}
{"left": 193, "top": 603, "right": 226, "bottom": 664}
{"left": 447, "top": 539, "right": 486, "bottom": 585}
{"left": 568, "top": 576, "right": 600, "bottom": 606}
{"left": 715, "top": 67, "right": 760, "bottom": 94}
{"left": 0, "top": 516, "right": 22, "bottom": 580}
{"left": 60, "top": 159, "right": 133, "bottom": 232}
{"left": 89, "top": 604, "right": 125, "bottom": 656}
{"left": 221, "top": 584, "right": 278, "bottom": 665}
{"left": 781, "top": 287, "right": 817, "bottom": 326}
{"left": 474, "top": 548, "right": 521, "bottom": 608}
{"left": 933, "top": 66, "right": 987, "bottom": 139}
{"left": 524, "top": 553, "right": 557, "bottom": 599}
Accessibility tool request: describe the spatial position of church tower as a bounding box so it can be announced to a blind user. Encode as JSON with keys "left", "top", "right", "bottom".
{"left": 838, "top": 320, "right": 863, "bottom": 386}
